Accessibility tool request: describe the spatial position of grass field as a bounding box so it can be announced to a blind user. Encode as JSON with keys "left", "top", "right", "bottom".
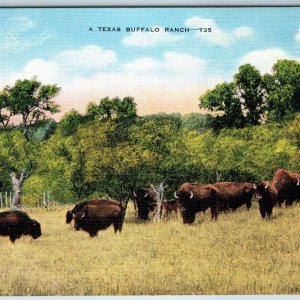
{"left": 0, "top": 201, "right": 299, "bottom": 296}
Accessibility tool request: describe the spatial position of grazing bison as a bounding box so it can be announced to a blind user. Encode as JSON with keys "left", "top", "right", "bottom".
{"left": 272, "top": 169, "right": 300, "bottom": 206}
{"left": 161, "top": 199, "right": 180, "bottom": 218}
{"left": 255, "top": 181, "right": 278, "bottom": 219}
{"left": 0, "top": 210, "right": 41, "bottom": 243}
{"left": 174, "top": 183, "right": 219, "bottom": 224}
{"left": 74, "top": 204, "right": 124, "bottom": 237}
{"left": 133, "top": 188, "right": 158, "bottom": 220}
{"left": 66, "top": 199, "right": 120, "bottom": 224}
{"left": 213, "top": 182, "right": 255, "bottom": 212}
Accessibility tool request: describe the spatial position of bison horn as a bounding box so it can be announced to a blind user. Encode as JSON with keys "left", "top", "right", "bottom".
{"left": 265, "top": 183, "right": 269, "bottom": 189}
{"left": 174, "top": 191, "right": 179, "bottom": 199}
{"left": 189, "top": 191, "right": 194, "bottom": 199}
{"left": 133, "top": 192, "right": 137, "bottom": 197}
{"left": 81, "top": 212, "right": 85, "bottom": 218}
{"left": 297, "top": 178, "right": 300, "bottom": 186}
{"left": 144, "top": 193, "right": 148, "bottom": 198}
{"left": 253, "top": 183, "right": 256, "bottom": 190}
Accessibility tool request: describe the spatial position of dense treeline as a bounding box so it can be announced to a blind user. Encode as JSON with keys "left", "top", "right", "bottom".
{"left": 0, "top": 59, "right": 299, "bottom": 205}
{"left": 5, "top": 111, "right": 299, "bottom": 205}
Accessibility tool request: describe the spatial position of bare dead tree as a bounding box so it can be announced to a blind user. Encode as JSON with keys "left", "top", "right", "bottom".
{"left": 10, "top": 168, "right": 32, "bottom": 210}
{"left": 216, "top": 171, "right": 222, "bottom": 183}
{"left": 152, "top": 181, "right": 168, "bottom": 222}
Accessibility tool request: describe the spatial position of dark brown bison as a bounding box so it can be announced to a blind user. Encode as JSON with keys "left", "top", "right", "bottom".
{"left": 255, "top": 181, "right": 278, "bottom": 219}
{"left": 66, "top": 199, "right": 121, "bottom": 224}
{"left": 161, "top": 199, "right": 180, "bottom": 218}
{"left": 133, "top": 188, "right": 158, "bottom": 220}
{"left": 213, "top": 182, "right": 255, "bottom": 212}
{"left": 0, "top": 210, "right": 41, "bottom": 243}
{"left": 74, "top": 204, "right": 124, "bottom": 237}
{"left": 174, "top": 183, "right": 219, "bottom": 224}
{"left": 272, "top": 169, "right": 300, "bottom": 206}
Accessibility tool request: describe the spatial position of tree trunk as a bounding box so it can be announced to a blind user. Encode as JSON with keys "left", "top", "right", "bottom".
{"left": 10, "top": 170, "right": 27, "bottom": 210}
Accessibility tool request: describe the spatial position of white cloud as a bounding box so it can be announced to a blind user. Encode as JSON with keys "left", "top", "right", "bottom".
{"left": 122, "top": 26, "right": 184, "bottom": 47}
{"left": 185, "top": 17, "right": 254, "bottom": 46}
{"left": 233, "top": 26, "right": 254, "bottom": 38}
{"left": 185, "top": 17, "right": 230, "bottom": 46}
{"left": 163, "top": 51, "right": 206, "bottom": 73}
{"left": 0, "top": 16, "right": 53, "bottom": 52}
{"left": 123, "top": 57, "right": 160, "bottom": 72}
{"left": 9, "top": 16, "right": 35, "bottom": 32}
{"left": 1, "top": 59, "right": 61, "bottom": 88}
{"left": 123, "top": 52, "right": 206, "bottom": 76}
{"left": 57, "top": 45, "right": 117, "bottom": 69}
{"left": 239, "top": 48, "right": 293, "bottom": 74}
{"left": 1, "top": 49, "right": 216, "bottom": 118}
{"left": 295, "top": 29, "right": 300, "bottom": 42}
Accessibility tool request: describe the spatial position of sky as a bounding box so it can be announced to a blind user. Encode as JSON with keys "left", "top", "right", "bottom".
{"left": 0, "top": 7, "right": 300, "bottom": 119}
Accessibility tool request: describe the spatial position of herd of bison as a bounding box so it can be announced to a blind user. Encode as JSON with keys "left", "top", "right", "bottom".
{"left": 0, "top": 168, "right": 299, "bottom": 242}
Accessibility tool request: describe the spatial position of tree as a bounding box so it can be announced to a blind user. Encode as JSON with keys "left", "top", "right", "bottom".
{"left": 1, "top": 77, "right": 60, "bottom": 127}
{"left": 262, "top": 59, "right": 300, "bottom": 121}
{"left": 59, "top": 110, "right": 85, "bottom": 136}
{"left": 86, "top": 96, "right": 137, "bottom": 121}
{"left": 199, "top": 64, "right": 267, "bottom": 130}
{"left": 0, "top": 77, "right": 61, "bottom": 209}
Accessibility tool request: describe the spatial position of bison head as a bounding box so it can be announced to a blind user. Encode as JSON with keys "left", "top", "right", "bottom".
{"left": 255, "top": 181, "right": 270, "bottom": 201}
{"left": 66, "top": 210, "right": 73, "bottom": 224}
{"left": 174, "top": 190, "right": 195, "bottom": 223}
{"left": 74, "top": 210, "right": 87, "bottom": 230}
{"left": 29, "top": 220, "right": 42, "bottom": 239}
{"left": 133, "top": 188, "right": 156, "bottom": 220}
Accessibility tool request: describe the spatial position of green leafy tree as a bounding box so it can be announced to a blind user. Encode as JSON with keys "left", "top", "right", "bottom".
{"left": 2, "top": 77, "right": 60, "bottom": 127}
{"left": 263, "top": 59, "right": 300, "bottom": 121}
{"left": 87, "top": 96, "right": 137, "bottom": 121}
{"left": 200, "top": 64, "right": 267, "bottom": 129}
{"left": 0, "top": 77, "right": 61, "bottom": 208}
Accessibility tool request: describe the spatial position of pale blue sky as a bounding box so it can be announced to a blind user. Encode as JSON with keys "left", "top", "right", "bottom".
{"left": 0, "top": 8, "right": 299, "bottom": 117}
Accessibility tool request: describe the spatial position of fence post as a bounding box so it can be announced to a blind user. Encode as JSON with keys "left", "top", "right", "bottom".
{"left": 4, "top": 191, "right": 7, "bottom": 208}
{"left": 9, "top": 192, "right": 12, "bottom": 208}
{"left": 0, "top": 192, "right": 2, "bottom": 208}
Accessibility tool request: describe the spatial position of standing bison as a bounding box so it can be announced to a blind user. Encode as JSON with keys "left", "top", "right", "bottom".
{"left": 255, "top": 181, "right": 278, "bottom": 219}
{"left": 161, "top": 199, "right": 180, "bottom": 218}
{"left": 74, "top": 203, "right": 124, "bottom": 237}
{"left": 66, "top": 199, "right": 120, "bottom": 224}
{"left": 174, "top": 183, "right": 219, "bottom": 224}
{"left": 133, "top": 188, "right": 159, "bottom": 220}
{"left": 213, "top": 182, "right": 255, "bottom": 212}
{"left": 0, "top": 210, "right": 41, "bottom": 243}
{"left": 272, "top": 169, "right": 300, "bottom": 206}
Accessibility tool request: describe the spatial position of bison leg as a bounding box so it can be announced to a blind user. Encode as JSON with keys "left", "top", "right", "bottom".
{"left": 89, "top": 231, "right": 98, "bottom": 238}
{"left": 9, "top": 235, "right": 20, "bottom": 243}
{"left": 259, "top": 208, "right": 266, "bottom": 219}
{"left": 266, "top": 208, "right": 273, "bottom": 219}
{"left": 246, "top": 201, "right": 252, "bottom": 210}
{"left": 113, "top": 220, "right": 122, "bottom": 234}
{"left": 210, "top": 206, "right": 218, "bottom": 221}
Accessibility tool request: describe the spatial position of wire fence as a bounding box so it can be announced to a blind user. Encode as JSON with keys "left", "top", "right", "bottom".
{"left": 0, "top": 191, "right": 56, "bottom": 209}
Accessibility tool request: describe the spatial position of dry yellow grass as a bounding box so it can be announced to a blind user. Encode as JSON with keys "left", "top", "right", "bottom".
{"left": 0, "top": 202, "right": 299, "bottom": 296}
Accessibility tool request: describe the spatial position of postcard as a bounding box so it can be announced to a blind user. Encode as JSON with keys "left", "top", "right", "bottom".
{"left": 0, "top": 6, "right": 299, "bottom": 297}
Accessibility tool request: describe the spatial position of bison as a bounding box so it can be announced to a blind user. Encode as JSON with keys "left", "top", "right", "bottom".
{"left": 161, "top": 199, "right": 180, "bottom": 218}
{"left": 272, "top": 169, "right": 300, "bottom": 206}
{"left": 255, "top": 181, "right": 278, "bottom": 219}
{"left": 213, "top": 182, "right": 255, "bottom": 212}
{"left": 133, "top": 188, "right": 159, "bottom": 220}
{"left": 66, "top": 199, "right": 121, "bottom": 224}
{"left": 0, "top": 210, "right": 41, "bottom": 243}
{"left": 74, "top": 204, "right": 124, "bottom": 237}
{"left": 174, "top": 183, "right": 219, "bottom": 224}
